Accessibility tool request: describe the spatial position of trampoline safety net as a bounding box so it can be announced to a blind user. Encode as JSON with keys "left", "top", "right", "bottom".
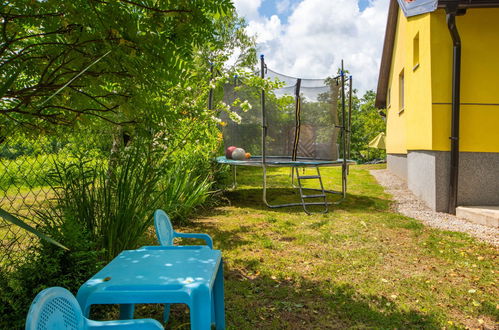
{"left": 220, "top": 66, "right": 342, "bottom": 162}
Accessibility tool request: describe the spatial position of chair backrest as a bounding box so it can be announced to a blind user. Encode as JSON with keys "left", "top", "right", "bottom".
{"left": 154, "top": 209, "right": 175, "bottom": 246}
{"left": 25, "top": 287, "right": 85, "bottom": 330}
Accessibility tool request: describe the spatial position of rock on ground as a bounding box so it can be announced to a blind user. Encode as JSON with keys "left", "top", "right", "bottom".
{"left": 370, "top": 169, "right": 499, "bottom": 246}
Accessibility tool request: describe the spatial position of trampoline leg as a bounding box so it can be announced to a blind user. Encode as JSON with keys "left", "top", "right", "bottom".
{"left": 291, "top": 168, "right": 297, "bottom": 188}
{"left": 341, "top": 164, "right": 348, "bottom": 199}
{"left": 231, "top": 165, "right": 237, "bottom": 189}
{"left": 262, "top": 165, "right": 339, "bottom": 213}
{"left": 262, "top": 165, "right": 269, "bottom": 207}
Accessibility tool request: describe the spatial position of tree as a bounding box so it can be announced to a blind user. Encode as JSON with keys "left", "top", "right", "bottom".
{"left": 349, "top": 90, "right": 386, "bottom": 162}
{"left": 0, "top": 0, "right": 235, "bottom": 131}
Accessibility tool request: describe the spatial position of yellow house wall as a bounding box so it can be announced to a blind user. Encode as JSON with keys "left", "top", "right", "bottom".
{"left": 386, "top": 10, "right": 433, "bottom": 154}
{"left": 430, "top": 8, "right": 499, "bottom": 152}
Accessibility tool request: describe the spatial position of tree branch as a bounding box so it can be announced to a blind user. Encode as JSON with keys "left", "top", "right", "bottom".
{"left": 116, "top": 0, "right": 191, "bottom": 14}
{"left": 1, "top": 12, "right": 63, "bottom": 20}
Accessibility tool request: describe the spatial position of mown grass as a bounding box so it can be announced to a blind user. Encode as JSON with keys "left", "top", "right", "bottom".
{"left": 105, "top": 164, "right": 497, "bottom": 329}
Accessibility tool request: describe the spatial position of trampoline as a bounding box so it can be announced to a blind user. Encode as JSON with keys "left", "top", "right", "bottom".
{"left": 216, "top": 156, "right": 349, "bottom": 167}
{"left": 216, "top": 55, "right": 355, "bottom": 213}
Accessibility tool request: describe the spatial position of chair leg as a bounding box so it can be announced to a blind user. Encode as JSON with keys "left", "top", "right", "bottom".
{"left": 214, "top": 260, "right": 225, "bottom": 329}
{"left": 163, "top": 304, "right": 170, "bottom": 323}
{"left": 82, "top": 305, "right": 91, "bottom": 318}
{"left": 119, "top": 304, "right": 135, "bottom": 319}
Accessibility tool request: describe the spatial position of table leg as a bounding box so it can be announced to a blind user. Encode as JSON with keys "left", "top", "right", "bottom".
{"left": 163, "top": 303, "right": 171, "bottom": 323}
{"left": 119, "top": 304, "right": 135, "bottom": 319}
{"left": 214, "top": 260, "right": 225, "bottom": 329}
{"left": 190, "top": 285, "right": 212, "bottom": 330}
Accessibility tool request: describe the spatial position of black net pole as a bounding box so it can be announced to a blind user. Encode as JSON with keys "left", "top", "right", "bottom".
{"left": 260, "top": 55, "right": 271, "bottom": 207}
{"left": 260, "top": 55, "right": 267, "bottom": 164}
{"left": 347, "top": 75, "right": 353, "bottom": 162}
{"left": 341, "top": 61, "right": 347, "bottom": 197}
{"left": 292, "top": 78, "right": 302, "bottom": 161}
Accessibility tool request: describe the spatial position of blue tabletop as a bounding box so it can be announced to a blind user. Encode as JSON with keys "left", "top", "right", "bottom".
{"left": 82, "top": 246, "right": 222, "bottom": 291}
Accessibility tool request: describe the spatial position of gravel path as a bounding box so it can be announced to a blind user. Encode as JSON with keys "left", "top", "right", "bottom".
{"left": 370, "top": 169, "right": 499, "bottom": 246}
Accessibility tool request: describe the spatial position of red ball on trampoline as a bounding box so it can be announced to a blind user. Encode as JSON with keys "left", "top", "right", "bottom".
{"left": 226, "top": 146, "right": 237, "bottom": 159}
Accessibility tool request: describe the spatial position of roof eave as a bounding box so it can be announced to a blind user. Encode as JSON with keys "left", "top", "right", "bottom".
{"left": 375, "top": 0, "right": 398, "bottom": 109}
{"left": 438, "top": 0, "right": 499, "bottom": 9}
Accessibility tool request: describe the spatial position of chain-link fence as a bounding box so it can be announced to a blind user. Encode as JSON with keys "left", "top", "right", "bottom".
{"left": 0, "top": 129, "right": 113, "bottom": 271}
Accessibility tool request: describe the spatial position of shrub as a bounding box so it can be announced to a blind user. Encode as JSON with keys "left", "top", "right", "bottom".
{"left": 0, "top": 136, "right": 221, "bottom": 326}
{"left": 158, "top": 157, "right": 214, "bottom": 224}
{"left": 41, "top": 144, "right": 164, "bottom": 260}
{"left": 0, "top": 219, "right": 105, "bottom": 329}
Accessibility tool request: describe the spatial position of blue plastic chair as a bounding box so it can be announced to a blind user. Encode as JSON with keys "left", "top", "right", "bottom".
{"left": 119, "top": 209, "right": 215, "bottom": 323}
{"left": 26, "top": 286, "right": 163, "bottom": 330}
{"left": 154, "top": 209, "right": 213, "bottom": 248}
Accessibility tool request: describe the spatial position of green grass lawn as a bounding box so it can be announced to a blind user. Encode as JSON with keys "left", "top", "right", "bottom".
{"left": 0, "top": 186, "right": 54, "bottom": 267}
{"left": 128, "top": 165, "right": 497, "bottom": 329}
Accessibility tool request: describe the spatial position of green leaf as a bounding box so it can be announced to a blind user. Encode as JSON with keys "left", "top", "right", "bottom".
{"left": 0, "top": 208, "right": 69, "bottom": 250}
{"left": 0, "top": 66, "right": 23, "bottom": 99}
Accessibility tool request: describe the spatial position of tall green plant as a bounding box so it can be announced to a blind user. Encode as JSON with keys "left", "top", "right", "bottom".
{"left": 97, "top": 147, "right": 163, "bottom": 259}
{"left": 41, "top": 145, "right": 163, "bottom": 260}
{"left": 158, "top": 158, "right": 213, "bottom": 224}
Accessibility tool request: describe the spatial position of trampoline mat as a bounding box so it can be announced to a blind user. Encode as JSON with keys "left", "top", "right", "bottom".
{"left": 216, "top": 156, "right": 355, "bottom": 167}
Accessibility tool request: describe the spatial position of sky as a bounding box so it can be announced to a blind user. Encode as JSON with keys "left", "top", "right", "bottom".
{"left": 232, "top": 0, "right": 389, "bottom": 95}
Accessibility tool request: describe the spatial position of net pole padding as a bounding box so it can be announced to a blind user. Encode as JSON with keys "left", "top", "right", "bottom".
{"left": 347, "top": 75, "right": 353, "bottom": 173}
{"left": 329, "top": 78, "right": 340, "bottom": 161}
{"left": 260, "top": 54, "right": 270, "bottom": 207}
{"left": 341, "top": 60, "right": 347, "bottom": 198}
{"left": 292, "top": 78, "right": 302, "bottom": 161}
{"left": 260, "top": 55, "right": 267, "bottom": 164}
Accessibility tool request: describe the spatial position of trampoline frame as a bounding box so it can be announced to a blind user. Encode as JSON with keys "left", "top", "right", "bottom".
{"left": 217, "top": 55, "right": 354, "bottom": 211}
{"left": 217, "top": 157, "right": 354, "bottom": 209}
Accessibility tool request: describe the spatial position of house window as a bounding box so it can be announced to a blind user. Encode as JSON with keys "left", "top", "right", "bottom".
{"left": 413, "top": 32, "right": 420, "bottom": 70}
{"left": 399, "top": 69, "right": 404, "bottom": 112}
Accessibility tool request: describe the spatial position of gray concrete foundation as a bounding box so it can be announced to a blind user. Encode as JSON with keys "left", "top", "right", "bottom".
{"left": 389, "top": 151, "right": 499, "bottom": 212}
{"left": 387, "top": 153, "right": 407, "bottom": 180}
{"left": 407, "top": 151, "right": 439, "bottom": 210}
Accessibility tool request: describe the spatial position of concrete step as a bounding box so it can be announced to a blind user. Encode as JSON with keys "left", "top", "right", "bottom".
{"left": 456, "top": 206, "right": 499, "bottom": 228}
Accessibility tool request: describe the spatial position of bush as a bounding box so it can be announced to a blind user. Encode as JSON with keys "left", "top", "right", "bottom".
{"left": 40, "top": 143, "right": 164, "bottom": 260}
{"left": 158, "top": 157, "right": 214, "bottom": 224}
{"left": 0, "top": 219, "right": 105, "bottom": 329}
{"left": 39, "top": 138, "right": 218, "bottom": 258}
{"left": 0, "top": 136, "right": 222, "bottom": 326}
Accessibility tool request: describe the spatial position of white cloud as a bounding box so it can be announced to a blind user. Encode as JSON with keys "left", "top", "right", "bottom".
{"left": 232, "top": 0, "right": 263, "bottom": 20}
{"left": 276, "top": 0, "right": 291, "bottom": 14}
{"left": 233, "top": 0, "right": 389, "bottom": 94}
{"left": 246, "top": 15, "right": 283, "bottom": 43}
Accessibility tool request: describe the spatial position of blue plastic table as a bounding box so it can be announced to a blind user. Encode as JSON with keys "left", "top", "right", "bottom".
{"left": 76, "top": 246, "right": 224, "bottom": 330}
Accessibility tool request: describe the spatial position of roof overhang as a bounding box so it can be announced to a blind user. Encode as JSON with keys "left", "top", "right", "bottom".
{"left": 375, "top": 0, "right": 399, "bottom": 109}
{"left": 375, "top": 0, "right": 499, "bottom": 109}
{"left": 398, "top": 0, "right": 438, "bottom": 17}
{"left": 438, "top": 0, "right": 499, "bottom": 8}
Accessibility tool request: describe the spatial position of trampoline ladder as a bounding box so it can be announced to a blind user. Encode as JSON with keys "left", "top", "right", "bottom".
{"left": 295, "top": 166, "right": 328, "bottom": 214}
